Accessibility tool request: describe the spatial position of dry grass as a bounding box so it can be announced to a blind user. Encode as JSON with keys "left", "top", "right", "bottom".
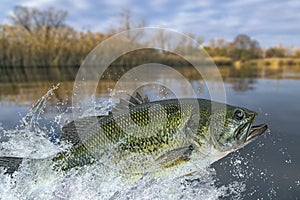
{"left": 0, "top": 25, "right": 108, "bottom": 68}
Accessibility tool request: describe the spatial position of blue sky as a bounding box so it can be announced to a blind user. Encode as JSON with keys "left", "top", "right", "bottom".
{"left": 1, "top": 0, "right": 300, "bottom": 48}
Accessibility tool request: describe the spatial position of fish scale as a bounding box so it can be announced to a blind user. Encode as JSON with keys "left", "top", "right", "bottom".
{"left": 55, "top": 101, "right": 194, "bottom": 172}
{"left": 0, "top": 98, "right": 268, "bottom": 176}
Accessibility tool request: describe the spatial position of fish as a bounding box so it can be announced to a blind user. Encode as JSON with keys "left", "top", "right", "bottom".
{"left": 0, "top": 93, "right": 268, "bottom": 176}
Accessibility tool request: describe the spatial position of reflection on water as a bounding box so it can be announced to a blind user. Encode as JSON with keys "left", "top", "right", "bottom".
{"left": 2, "top": 64, "right": 300, "bottom": 107}
{"left": 0, "top": 65, "right": 300, "bottom": 199}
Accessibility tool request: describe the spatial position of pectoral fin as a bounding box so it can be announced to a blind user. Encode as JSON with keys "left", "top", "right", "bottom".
{"left": 154, "top": 145, "right": 194, "bottom": 169}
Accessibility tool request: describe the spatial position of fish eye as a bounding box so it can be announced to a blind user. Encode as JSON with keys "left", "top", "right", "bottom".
{"left": 233, "top": 109, "right": 245, "bottom": 121}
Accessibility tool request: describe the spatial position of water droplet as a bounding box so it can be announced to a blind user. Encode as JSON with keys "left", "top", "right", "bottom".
{"left": 267, "top": 187, "right": 277, "bottom": 199}
{"left": 285, "top": 159, "right": 292, "bottom": 164}
{"left": 235, "top": 160, "right": 241, "bottom": 165}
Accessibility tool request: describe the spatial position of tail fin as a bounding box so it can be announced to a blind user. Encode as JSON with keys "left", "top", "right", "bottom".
{"left": 0, "top": 157, "right": 23, "bottom": 174}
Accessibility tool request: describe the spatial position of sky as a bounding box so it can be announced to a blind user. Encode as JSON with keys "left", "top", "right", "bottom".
{"left": 0, "top": 0, "right": 300, "bottom": 48}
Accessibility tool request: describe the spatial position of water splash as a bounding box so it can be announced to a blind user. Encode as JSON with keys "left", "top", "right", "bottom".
{"left": 0, "top": 84, "right": 70, "bottom": 159}
{"left": 21, "top": 84, "right": 60, "bottom": 135}
{"left": 0, "top": 85, "right": 268, "bottom": 200}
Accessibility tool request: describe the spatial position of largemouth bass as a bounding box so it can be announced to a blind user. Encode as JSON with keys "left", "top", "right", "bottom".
{"left": 0, "top": 95, "right": 268, "bottom": 175}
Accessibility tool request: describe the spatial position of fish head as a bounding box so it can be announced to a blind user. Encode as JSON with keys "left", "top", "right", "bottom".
{"left": 210, "top": 106, "right": 268, "bottom": 152}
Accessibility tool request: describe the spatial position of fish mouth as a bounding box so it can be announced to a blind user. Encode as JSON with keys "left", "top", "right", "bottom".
{"left": 246, "top": 124, "right": 268, "bottom": 142}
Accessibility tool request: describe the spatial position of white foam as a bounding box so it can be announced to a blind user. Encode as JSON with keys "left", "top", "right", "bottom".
{"left": 0, "top": 85, "right": 246, "bottom": 200}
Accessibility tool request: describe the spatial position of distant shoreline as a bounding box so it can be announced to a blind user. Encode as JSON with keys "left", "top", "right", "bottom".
{"left": 211, "top": 57, "right": 300, "bottom": 68}
{"left": 1, "top": 57, "right": 300, "bottom": 70}
{"left": 233, "top": 57, "right": 300, "bottom": 68}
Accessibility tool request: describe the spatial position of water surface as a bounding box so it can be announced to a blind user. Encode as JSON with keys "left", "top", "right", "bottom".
{"left": 0, "top": 65, "right": 299, "bottom": 199}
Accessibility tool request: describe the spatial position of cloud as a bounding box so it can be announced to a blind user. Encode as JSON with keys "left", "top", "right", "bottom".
{"left": 1, "top": 0, "right": 300, "bottom": 47}
{"left": 17, "top": 0, "right": 59, "bottom": 8}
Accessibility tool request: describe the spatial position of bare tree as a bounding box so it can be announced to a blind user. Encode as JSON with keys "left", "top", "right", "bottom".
{"left": 154, "top": 28, "right": 171, "bottom": 49}
{"left": 119, "top": 8, "right": 132, "bottom": 32}
{"left": 9, "top": 6, "right": 68, "bottom": 33}
{"left": 119, "top": 8, "right": 146, "bottom": 31}
{"left": 117, "top": 8, "right": 146, "bottom": 41}
{"left": 228, "top": 34, "right": 262, "bottom": 60}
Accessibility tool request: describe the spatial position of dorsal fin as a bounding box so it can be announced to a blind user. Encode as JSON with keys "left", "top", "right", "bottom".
{"left": 112, "top": 92, "right": 150, "bottom": 113}
{"left": 128, "top": 92, "right": 150, "bottom": 106}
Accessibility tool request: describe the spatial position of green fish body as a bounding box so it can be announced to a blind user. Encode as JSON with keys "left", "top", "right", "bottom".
{"left": 0, "top": 97, "right": 268, "bottom": 175}
{"left": 54, "top": 97, "right": 268, "bottom": 174}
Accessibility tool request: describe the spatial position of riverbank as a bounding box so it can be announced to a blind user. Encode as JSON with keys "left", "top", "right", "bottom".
{"left": 232, "top": 57, "right": 300, "bottom": 69}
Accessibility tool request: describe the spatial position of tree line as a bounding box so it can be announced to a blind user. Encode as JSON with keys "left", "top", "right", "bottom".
{"left": 206, "top": 36, "right": 300, "bottom": 61}
{"left": 1, "top": 6, "right": 300, "bottom": 69}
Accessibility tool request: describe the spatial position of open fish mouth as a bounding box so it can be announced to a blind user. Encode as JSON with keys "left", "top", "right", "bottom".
{"left": 246, "top": 124, "right": 268, "bottom": 141}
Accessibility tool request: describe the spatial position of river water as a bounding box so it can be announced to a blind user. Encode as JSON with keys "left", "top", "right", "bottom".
{"left": 0, "top": 65, "right": 299, "bottom": 199}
